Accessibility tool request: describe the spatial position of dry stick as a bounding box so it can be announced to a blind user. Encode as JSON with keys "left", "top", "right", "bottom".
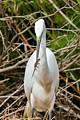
{"left": 59, "top": 92, "right": 80, "bottom": 118}
{"left": 48, "top": 0, "right": 79, "bottom": 30}
{"left": 0, "top": 78, "right": 10, "bottom": 84}
{"left": 0, "top": 34, "right": 18, "bottom": 64}
{"left": 0, "top": 50, "right": 29, "bottom": 68}
{"left": 47, "top": 28, "right": 79, "bottom": 32}
{"left": 0, "top": 20, "right": 35, "bottom": 63}
{"left": 63, "top": 0, "right": 75, "bottom": 10}
{"left": 13, "top": 21, "right": 34, "bottom": 51}
{"left": 0, "top": 17, "right": 12, "bottom": 21}
{"left": 59, "top": 86, "right": 80, "bottom": 100}
{"left": 59, "top": 46, "right": 77, "bottom": 66}
{"left": 1, "top": 95, "right": 24, "bottom": 117}
{"left": 0, "top": 11, "right": 40, "bottom": 20}
{"left": 0, "top": 107, "right": 24, "bottom": 119}
{"left": 0, "top": 30, "right": 6, "bottom": 50}
{"left": 0, "top": 81, "right": 18, "bottom": 95}
{"left": 12, "top": 42, "right": 24, "bottom": 52}
{"left": 0, "top": 30, "right": 10, "bottom": 61}
{"left": 0, "top": 84, "right": 23, "bottom": 114}
{"left": 67, "top": 99, "right": 80, "bottom": 118}
{"left": 54, "top": 44, "right": 80, "bottom": 53}
{"left": 60, "top": 54, "right": 80, "bottom": 72}
{"left": 0, "top": 58, "right": 27, "bottom": 73}
{"left": 65, "top": 79, "right": 80, "bottom": 90}
{"left": 60, "top": 75, "right": 80, "bottom": 95}
{"left": 0, "top": 96, "right": 18, "bottom": 99}
{"left": 64, "top": 67, "right": 80, "bottom": 72}
{"left": 47, "top": 28, "right": 79, "bottom": 35}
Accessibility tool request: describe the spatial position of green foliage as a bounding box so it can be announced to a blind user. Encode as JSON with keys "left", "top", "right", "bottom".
{"left": 77, "top": 0, "right": 80, "bottom": 5}
{"left": 10, "top": 51, "right": 19, "bottom": 60}
{"left": 53, "top": 13, "right": 66, "bottom": 26}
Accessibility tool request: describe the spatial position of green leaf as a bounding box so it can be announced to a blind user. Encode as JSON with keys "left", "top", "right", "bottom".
{"left": 77, "top": 0, "right": 80, "bottom": 5}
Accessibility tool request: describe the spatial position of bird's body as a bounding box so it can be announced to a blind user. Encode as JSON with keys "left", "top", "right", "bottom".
{"left": 24, "top": 19, "right": 59, "bottom": 119}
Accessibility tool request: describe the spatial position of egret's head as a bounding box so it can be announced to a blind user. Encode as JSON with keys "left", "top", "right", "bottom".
{"left": 35, "top": 19, "right": 46, "bottom": 59}
{"left": 35, "top": 19, "right": 45, "bottom": 38}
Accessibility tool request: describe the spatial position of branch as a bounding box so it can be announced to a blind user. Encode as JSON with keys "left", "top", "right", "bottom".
{"left": 0, "top": 20, "right": 35, "bottom": 64}
{"left": 0, "top": 58, "right": 27, "bottom": 73}
{"left": 13, "top": 21, "right": 34, "bottom": 51}
{"left": 60, "top": 54, "right": 80, "bottom": 71}
{"left": 60, "top": 75, "right": 80, "bottom": 95}
{"left": 48, "top": 0, "right": 79, "bottom": 30}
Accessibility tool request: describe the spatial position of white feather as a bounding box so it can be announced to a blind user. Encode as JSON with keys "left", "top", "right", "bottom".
{"left": 24, "top": 19, "right": 59, "bottom": 117}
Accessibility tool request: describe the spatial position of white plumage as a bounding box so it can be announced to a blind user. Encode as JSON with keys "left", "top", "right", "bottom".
{"left": 24, "top": 19, "right": 59, "bottom": 119}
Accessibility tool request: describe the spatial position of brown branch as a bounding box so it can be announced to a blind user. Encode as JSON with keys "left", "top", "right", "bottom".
{"left": 13, "top": 21, "right": 34, "bottom": 51}
{"left": 60, "top": 75, "right": 80, "bottom": 95}
{"left": 0, "top": 20, "right": 35, "bottom": 64}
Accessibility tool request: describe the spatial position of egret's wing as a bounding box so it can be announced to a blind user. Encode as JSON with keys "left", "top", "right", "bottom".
{"left": 46, "top": 48, "right": 59, "bottom": 90}
{"left": 24, "top": 48, "right": 59, "bottom": 99}
{"left": 24, "top": 51, "right": 36, "bottom": 99}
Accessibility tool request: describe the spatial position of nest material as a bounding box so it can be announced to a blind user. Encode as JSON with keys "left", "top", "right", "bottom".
{"left": 0, "top": 0, "right": 80, "bottom": 119}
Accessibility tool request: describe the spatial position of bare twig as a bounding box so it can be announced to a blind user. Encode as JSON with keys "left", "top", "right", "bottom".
{"left": 0, "top": 58, "right": 27, "bottom": 73}
{"left": 0, "top": 84, "right": 23, "bottom": 113}
{"left": 13, "top": 21, "right": 34, "bottom": 51}
{"left": 48, "top": 0, "right": 79, "bottom": 30}
{"left": 60, "top": 54, "right": 80, "bottom": 72}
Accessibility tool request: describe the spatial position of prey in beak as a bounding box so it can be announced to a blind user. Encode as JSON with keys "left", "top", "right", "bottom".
{"left": 32, "top": 36, "right": 41, "bottom": 77}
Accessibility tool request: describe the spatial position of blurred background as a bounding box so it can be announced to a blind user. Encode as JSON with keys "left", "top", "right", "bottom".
{"left": 0, "top": 0, "right": 80, "bottom": 119}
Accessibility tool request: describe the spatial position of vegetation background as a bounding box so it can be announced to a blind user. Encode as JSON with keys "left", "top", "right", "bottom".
{"left": 0, "top": 0, "right": 80, "bottom": 119}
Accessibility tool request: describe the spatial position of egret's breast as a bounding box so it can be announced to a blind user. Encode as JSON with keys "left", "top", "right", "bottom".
{"left": 30, "top": 82, "right": 54, "bottom": 112}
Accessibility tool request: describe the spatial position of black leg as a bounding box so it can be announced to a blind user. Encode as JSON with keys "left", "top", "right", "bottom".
{"left": 32, "top": 107, "right": 34, "bottom": 117}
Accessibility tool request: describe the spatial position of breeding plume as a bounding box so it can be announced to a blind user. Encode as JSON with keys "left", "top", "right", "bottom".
{"left": 23, "top": 19, "right": 59, "bottom": 119}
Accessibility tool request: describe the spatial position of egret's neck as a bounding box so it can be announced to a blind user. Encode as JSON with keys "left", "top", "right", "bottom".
{"left": 35, "top": 30, "right": 52, "bottom": 91}
{"left": 39, "top": 30, "right": 46, "bottom": 58}
{"left": 38, "top": 30, "right": 49, "bottom": 82}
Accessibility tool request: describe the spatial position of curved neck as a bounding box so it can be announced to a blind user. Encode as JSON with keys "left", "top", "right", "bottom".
{"left": 39, "top": 29, "right": 46, "bottom": 58}
{"left": 35, "top": 30, "right": 52, "bottom": 92}
{"left": 38, "top": 29, "right": 49, "bottom": 82}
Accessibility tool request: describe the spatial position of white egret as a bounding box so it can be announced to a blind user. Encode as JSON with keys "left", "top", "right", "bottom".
{"left": 23, "top": 19, "right": 59, "bottom": 119}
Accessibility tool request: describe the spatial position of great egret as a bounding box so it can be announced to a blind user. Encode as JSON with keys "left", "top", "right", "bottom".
{"left": 23, "top": 19, "right": 59, "bottom": 119}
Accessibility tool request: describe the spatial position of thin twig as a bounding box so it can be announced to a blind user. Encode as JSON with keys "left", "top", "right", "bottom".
{"left": 60, "top": 75, "right": 80, "bottom": 95}
{"left": 13, "top": 21, "right": 34, "bottom": 51}
{"left": 60, "top": 54, "right": 80, "bottom": 72}
{"left": 48, "top": 0, "right": 79, "bottom": 30}
{"left": 0, "top": 58, "right": 27, "bottom": 73}
{"left": 0, "top": 84, "right": 23, "bottom": 114}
